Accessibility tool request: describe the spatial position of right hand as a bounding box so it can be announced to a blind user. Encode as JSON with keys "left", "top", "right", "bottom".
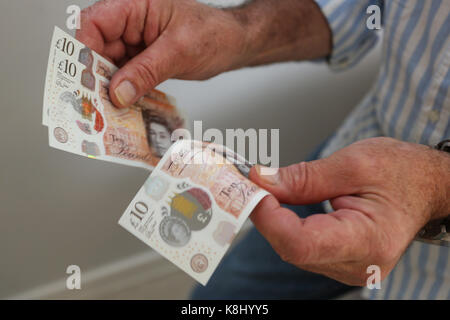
{"left": 76, "top": 0, "right": 248, "bottom": 108}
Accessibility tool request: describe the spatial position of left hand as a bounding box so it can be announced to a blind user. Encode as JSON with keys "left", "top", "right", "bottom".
{"left": 249, "top": 137, "right": 450, "bottom": 286}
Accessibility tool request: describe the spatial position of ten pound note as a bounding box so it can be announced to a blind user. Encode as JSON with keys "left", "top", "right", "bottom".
{"left": 43, "top": 27, "right": 186, "bottom": 170}
{"left": 119, "top": 140, "right": 269, "bottom": 285}
{"left": 44, "top": 27, "right": 270, "bottom": 285}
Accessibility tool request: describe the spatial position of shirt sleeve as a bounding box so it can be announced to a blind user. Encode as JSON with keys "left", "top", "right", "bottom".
{"left": 315, "top": 0, "right": 383, "bottom": 71}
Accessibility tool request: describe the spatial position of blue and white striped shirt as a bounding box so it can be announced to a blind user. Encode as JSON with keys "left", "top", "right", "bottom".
{"left": 315, "top": 0, "right": 450, "bottom": 299}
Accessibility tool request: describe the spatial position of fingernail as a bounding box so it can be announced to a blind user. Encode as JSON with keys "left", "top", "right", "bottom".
{"left": 115, "top": 80, "right": 136, "bottom": 107}
{"left": 255, "top": 164, "right": 279, "bottom": 185}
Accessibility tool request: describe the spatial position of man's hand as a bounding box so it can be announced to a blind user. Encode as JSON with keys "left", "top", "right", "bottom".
{"left": 249, "top": 137, "right": 450, "bottom": 286}
{"left": 76, "top": 0, "right": 331, "bottom": 108}
{"left": 77, "top": 0, "right": 248, "bottom": 108}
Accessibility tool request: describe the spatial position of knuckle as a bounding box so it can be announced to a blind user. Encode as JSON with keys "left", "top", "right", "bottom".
{"left": 133, "top": 57, "right": 159, "bottom": 89}
{"left": 281, "top": 162, "right": 309, "bottom": 198}
{"left": 170, "top": 33, "right": 201, "bottom": 66}
{"left": 349, "top": 137, "right": 401, "bottom": 171}
{"left": 351, "top": 152, "right": 375, "bottom": 171}
{"left": 342, "top": 150, "right": 379, "bottom": 181}
{"left": 171, "top": 32, "right": 189, "bottom": 51}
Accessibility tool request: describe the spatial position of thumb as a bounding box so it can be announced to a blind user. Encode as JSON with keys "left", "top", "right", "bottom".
{"left": 109, "top": 37, "right": 177, "bottom": 108}
{"left": 249, "top": 158, "right": 357, "bottom": 205}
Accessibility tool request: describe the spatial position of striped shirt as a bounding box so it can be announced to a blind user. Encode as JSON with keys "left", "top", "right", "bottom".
{"left": 315, "top": 0, "right": 450, "bottom": 299}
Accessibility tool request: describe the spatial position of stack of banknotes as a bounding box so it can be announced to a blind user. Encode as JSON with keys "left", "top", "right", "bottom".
{"left": 43, "top": 27, "right": 269, "bottom": 285}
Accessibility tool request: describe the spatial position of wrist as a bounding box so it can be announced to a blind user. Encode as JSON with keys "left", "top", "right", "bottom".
{"left": 227, "top": 0, "right": 331, "bottom": 67}
{"left": 428, "top": 145, "right": 450, "bottom": 220}
{"left": 416, "top": 143, "right": 450, "bottom": 246}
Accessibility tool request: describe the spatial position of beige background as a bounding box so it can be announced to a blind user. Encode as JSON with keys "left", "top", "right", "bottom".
{"left": 0, "top": 0, "right": 381, "bottom": 298}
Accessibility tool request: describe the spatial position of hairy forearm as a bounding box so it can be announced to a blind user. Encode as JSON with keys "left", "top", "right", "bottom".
{"left": 228, "top": 0, "right": 332, "bottom": 67}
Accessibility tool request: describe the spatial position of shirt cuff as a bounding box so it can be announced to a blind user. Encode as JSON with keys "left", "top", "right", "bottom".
{"left": 315, "top": 0, "right": 381, "bottom": 71}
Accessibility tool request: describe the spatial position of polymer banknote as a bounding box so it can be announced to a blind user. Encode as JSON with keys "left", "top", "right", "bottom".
{"left": 43, "top": 27, "right": 186, "bottom": 170}
{"left": 119, "top": 140, "right": 269, "bottom": 285}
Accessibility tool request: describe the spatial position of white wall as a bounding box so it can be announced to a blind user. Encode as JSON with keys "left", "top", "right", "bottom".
{"left": 0, "top": 0, "right": 381, "bottom": 298}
